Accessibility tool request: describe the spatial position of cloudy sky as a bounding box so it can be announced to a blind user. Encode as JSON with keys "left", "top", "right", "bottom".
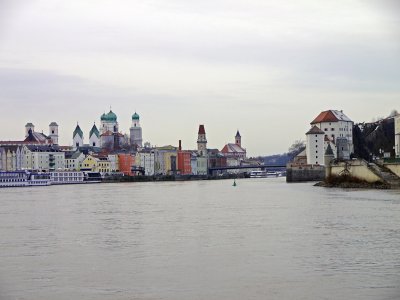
{"left": 0, "top": 0, "right": 399, "bottom": 156}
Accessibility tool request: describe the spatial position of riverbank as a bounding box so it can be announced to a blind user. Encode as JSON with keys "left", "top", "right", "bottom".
{"left": 314, "top": 174, "right": 391, "bottom": 189}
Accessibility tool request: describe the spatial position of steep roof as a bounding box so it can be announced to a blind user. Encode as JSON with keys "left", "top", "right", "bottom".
{"left": 235, "top": 130, "right": 241, "bottom": 137}
{"left": 325, "top": 144, "right": 334, "bottom": 155}
{"left": 221, "top": 143, "right": 246, "bottom": 153}
{"left": 306, "top": 125, "right": 325, "bottom": 135}
{"left": 198, "top": 125, "right": 206, "bottom": 135}
{"left": 73, "top": 124, "right": 83, "bottom": 138}
{"left": 24, "top": 129, "right": 48, "bottom": 143}
{"left": 89, "top": 123, "right": 100, "bottom": 138}
{"left": 311, "top": 110, "right": 352, "bottom": 124}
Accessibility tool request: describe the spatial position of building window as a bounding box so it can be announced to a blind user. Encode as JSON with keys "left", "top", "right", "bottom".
{"left": 316, "top": 150, "right": 318, "bottom": 153}
{"left": 324, "top": 128, "right": 328, "bottom": 131}
{"left": 331, "top": 128, "right": 334, "bottom": 131}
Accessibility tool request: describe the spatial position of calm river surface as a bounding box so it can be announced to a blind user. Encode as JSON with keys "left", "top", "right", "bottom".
{"left": 1, "top": 178, "right": 400, "bottom": 300}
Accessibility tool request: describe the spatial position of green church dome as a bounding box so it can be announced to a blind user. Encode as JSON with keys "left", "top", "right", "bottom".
{"left": 101, "top": 110, "right": 117, "bottom": 122}
{"left": 132, "top": 112, "right": 140, "bottom": 120}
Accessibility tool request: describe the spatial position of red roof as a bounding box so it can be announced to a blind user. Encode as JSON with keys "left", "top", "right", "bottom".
{"left": 198, "top": 125, "right": 206, "bottom": 134}
{"left": 311, "top": 111, "right": 339, "bottom": 124}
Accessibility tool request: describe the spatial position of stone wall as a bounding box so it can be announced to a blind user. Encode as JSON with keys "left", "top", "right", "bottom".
{"left": 286, "top": 165, "right": 325, "bottom": 182}
{"left": 385, "top": 164, "right": 400, "bottom": 178}
{"left": 330, "top": 164, "right": 382, "bottom": 183}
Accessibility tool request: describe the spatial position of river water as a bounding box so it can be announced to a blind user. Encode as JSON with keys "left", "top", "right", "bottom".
{"left": 0, "top": 178, "right": 400, "bottom": 300}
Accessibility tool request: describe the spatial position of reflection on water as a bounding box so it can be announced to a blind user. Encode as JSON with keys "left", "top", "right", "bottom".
{"left": 1, "top": 179, "right": 400, "bottom": 300}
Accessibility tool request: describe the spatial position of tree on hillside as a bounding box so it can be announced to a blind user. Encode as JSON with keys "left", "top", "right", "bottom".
{"left": 287, "top": 140, "right": 306, "bottom": 161}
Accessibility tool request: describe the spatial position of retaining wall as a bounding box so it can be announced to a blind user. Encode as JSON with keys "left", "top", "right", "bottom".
{"left": 286, "top": 165, "right": 325, "bottom": 182}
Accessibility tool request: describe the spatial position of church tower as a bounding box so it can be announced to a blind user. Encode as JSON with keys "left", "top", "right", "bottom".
{"left": 197, "top": 125, "right": 207, "bottom": 156}
{"left": 89, "top": 123, "right": 100, "bottom": 147}
{"left": 100, "top": 109, "right": 118, "bottom": 135}
{"left": 73, "top": 123, "right": 84, "bottom": 149}
{"left": 235, "top": 130, "right": 241, "bottom": 147}
{"left": 49, "top": 122, "right": 59, "bottom": 145}
{"left": 130, "top": 112, "right": 143, "bottom": 148}
{"left": 25, "top": 123, "right": 35, "bottom": 138}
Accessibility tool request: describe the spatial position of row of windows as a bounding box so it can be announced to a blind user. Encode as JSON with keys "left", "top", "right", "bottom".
{"left": 53, "top": 178, "right": 83, "bottom": 182}
{"left": 0, "top": 178, "right": 25, "bottom": 182}
{"left": 52, "top": 173, "right": 83, "bottom": 177}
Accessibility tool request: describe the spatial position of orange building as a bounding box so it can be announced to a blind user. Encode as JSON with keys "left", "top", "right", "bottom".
{"left": 177, "top": 140, "right": 192, "bottom": 175}
{"left": 177, "top": 151, "right": 192, "bottom": 175}
{"left": 118, "top": 153, "right": 135, "bottom": 176}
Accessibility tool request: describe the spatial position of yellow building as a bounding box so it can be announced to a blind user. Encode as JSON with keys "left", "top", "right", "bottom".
{"left": 81, "top": 155, "right": 111, "bottom": 173}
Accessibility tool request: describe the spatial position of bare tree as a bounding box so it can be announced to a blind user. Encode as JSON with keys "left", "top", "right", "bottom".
{"left": 288, "top": 140, "right": 306, "bottom": 161}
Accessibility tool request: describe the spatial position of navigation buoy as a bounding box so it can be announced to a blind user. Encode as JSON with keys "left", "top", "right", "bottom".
{"left": 233, "top": 179, "right": 237, "bottom": 187}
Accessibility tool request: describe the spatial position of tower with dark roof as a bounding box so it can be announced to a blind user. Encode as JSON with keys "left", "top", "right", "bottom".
{"left": 235, "top": 130, "right": 241, "bottom": 147}
{"left": 197, "top": 125, "right": 207, "bottom": 156}
{"left": 89, "top": 123, "right": 100, "bottom": 147}
{"left": 130, "top": 112, "right": 143, "bottom": 148}
{"left": 73, "top": 123, "right": 84, "bottom": 149}
{"left": 100, "top": 109, "right": 119, "bottom": 135}
{"left": 306, "top": 125, "right": 325, "bottom": 165}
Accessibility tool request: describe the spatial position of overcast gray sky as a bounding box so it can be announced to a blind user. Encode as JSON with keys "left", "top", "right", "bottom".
{"left": 0, "top": 0, "right": 399, "bottom": 156}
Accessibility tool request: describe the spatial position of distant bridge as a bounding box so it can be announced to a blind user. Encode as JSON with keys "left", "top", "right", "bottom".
{"left": 208, "top": 165, "right": 286, "bottom": 175}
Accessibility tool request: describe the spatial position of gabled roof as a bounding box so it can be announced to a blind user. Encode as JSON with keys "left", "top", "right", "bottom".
{"left": 311, "top": 110, "right": 352, "bottom": 124}
{"left": 89, "top": 123, "right": 100, "bottom": 138}
{"left": 221, "top": 143, "right": 246, "bottom": 153}
{"left": 306, "top": 125, "right": 325, "bottom": 135}
{"left": 24, "top": 129, "right": 49, "bottom": 143}
{"left": 73, "top": 124, "right": 83, "bottom": 138}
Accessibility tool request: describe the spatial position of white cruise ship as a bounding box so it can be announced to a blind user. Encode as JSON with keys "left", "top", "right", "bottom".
{"left": 0, "top": 171, "right": 51, "bottom": 187}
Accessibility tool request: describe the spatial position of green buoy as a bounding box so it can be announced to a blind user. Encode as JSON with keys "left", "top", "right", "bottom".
{"left": 233, "top": 179, "right": 237, "bottom": 187}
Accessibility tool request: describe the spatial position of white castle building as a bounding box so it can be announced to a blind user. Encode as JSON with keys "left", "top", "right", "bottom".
{"left": 306, "top": 110, "right": 354, "bottom": 165}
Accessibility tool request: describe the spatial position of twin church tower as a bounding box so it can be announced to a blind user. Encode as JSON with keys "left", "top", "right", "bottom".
{"left": 72, "top": 110, "right": 143, "bottom": 150}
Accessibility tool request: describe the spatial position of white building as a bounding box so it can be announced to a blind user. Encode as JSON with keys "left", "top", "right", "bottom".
{"left": 310, "top": 110, "right": 354, "bottom": 158}
{"left": 0, "top": 146, "right": 25, "bottom": 171}
{"left": 64, "top": 151, "right": 85, "bottom": 171}
{"left": 137, "top": 149, "right": 155, "bottom": 176}
{"left": 395, "top": 114, "right": 400, "bottom": 158}
{"left": 49, "top": 122, "right": 59, "bottom": 145}
{"left": 23, "top": 145, "right": 65, "bottom": 171}
{"left": 306, "top": 126, "right": 325, "bottom": 165}
{"left": 89, "top": 123, "right": 100, "bottom": 148}
{"left": 73, "top": 124, "right": 84, "bottom": 149}
{"left": 130, "top": 112, "right": 143, "bottom": 148}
